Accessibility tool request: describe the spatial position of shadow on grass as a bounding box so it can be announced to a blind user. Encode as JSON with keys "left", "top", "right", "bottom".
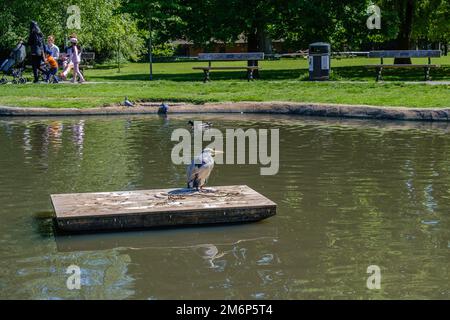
{"left": 91, "top": 64, "right": 119, "bottom": 70}
{"left": 334, "top": 65, "right": 450, "bottom": 81}
{"left": 87, "top": 68, "right": 309, "bottom": 82}
{"left": 87, "top": 65, "right": 450, "bottom": 82}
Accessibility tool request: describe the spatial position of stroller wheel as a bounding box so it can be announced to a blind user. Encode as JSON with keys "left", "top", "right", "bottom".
{"left": 19, "top": 77, "right": 27, "bottom": 84}
{"left": 12, "top": 79, "right": 18, "bottom": 84}
{"left": 0, "top": 78, "right": 7, "bottom": 85}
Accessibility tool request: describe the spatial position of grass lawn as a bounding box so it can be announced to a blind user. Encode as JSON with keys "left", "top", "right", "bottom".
{"left": 0, "top": 56, "right": 449, "bottom": 108}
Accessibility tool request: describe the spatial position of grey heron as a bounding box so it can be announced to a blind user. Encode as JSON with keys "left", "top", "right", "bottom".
{"left": 187, "top": 148, "right": 222, "bottom": 191}
{"left": 123, "top": 96, "right": 134, "bottom": 107}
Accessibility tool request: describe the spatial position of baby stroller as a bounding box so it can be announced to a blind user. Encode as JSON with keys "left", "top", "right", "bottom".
{"left": 37, "top": 59, "right": 59, "bottom": 84}
{"left": 0, "top": 42, "right": 27, "bottom": 84}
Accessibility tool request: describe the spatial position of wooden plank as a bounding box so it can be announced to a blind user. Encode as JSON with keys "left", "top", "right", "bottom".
{"left": 198, "top": 52, "right": 264, "bottom": 61}
{"left": 368, "top": 50, "right": 441, "bottom": 58}
{"left": 51, "top": 185, "right": 276, "bottom": 233}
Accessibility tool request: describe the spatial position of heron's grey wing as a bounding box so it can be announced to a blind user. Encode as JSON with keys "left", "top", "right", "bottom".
{"left": 187, "top": 156, "right": 202, "bottom": 187}
{"left": 187, "top": 154, "right": 202, "bottom": 179}
{"left": 197, "top": 162, "right": 214, "bottom": 186}
{"left": 187, "top": 162, "right": 199, "bottom": 181}
{"left": 187, "top": 162, "right": 213, "bottom": 181}
{"left": 187, "top": 156, "right": 214, "bottom": 187}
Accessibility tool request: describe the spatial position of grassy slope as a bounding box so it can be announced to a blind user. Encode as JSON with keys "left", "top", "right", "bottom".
{"left": 0, "top": 57, "right": 449, "bottom": 108}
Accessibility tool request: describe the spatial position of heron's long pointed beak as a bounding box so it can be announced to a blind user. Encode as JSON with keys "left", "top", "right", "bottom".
{"left": 215, "top": 150, "right": 224, "bottom": 154}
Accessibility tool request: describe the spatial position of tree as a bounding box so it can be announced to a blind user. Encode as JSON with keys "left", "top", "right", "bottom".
{"left": 175, "top": 0, "right": 284, "bottom": 76}
{"left": 177, "top": 0, "right": 281, "bottom": 53}
{"left": 376, "top": 0, "right": 450, "bottom": 63}
{"left": 70, "top": 0, "right": 145, "bottom": 61}
{"left": 2, "top": 0, "right": 449, "bottom": 62}
{"left": 0, "top": 0, "right": 145, "bottom": 62}
{"left": 178, "top": 0, "right": 374, "bottom": 52}
{"left": 121, "top": 0, "right": 185, "bottom": 79}
{"left": 270, "top": 0, "right": 371, "bottom": 50}
{"left": 377, "top": 0, "right": 415, "bottom": 63}
{"left": 414, "top": 0, "right": 450, "bottom": 54}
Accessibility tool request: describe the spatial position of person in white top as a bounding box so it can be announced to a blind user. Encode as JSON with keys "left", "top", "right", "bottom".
{"left": 68, "top": 37, "right": 85, "bottom": 83}
{"left": 46, "top": 35, "right": 60, "bottom": 60}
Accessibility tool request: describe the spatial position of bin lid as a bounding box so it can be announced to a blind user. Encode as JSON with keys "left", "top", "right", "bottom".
{"left": 309, "top": 42, "right": 330, "bottom": 48}
{"left": 309, "top": 42, "right": 330, "bottom": 54}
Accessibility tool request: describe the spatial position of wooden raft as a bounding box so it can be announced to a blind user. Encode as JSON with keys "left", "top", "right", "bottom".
{"left": 51, "top": 185, "right": 276, "bottom": 233}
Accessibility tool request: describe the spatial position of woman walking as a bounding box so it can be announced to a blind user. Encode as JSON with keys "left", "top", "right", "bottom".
{"left": 68, "top": 37, "right": 85, "bottom": 83}
{"left": 27, "top": 21, "right": 45, "bottom": 83}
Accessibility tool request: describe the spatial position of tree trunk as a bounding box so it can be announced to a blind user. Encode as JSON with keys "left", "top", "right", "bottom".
{"left": 258, "top": 31, "right": 272, "bottom": 54}
{"left": 247, "top": 29, "right": 259, "bottom": 78}
{"left": 394, "top": 0, "right": 415, "bottom": 64}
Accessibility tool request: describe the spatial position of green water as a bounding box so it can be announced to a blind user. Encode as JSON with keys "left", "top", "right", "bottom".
{"left": 0, "top": 114, "right": 449, "bottom": 299}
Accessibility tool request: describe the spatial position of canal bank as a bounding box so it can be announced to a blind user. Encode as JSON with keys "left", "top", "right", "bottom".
{"left": 1, "top": 102, "right": 450, "bottom": 121}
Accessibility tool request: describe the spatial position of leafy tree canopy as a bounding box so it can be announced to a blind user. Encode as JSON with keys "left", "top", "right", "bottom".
{"left": 1, "top": 0, "right": 449, "bottom": 59}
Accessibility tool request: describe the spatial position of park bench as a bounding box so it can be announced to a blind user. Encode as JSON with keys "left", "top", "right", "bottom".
{"left": 193, "top": 52, "right": 264, "bottom": 82}
{"left": 365, "top": 50, "right": 441, "bottom": 81}
{"left": 80, "top": 52, "right": 95, "bottom": 74}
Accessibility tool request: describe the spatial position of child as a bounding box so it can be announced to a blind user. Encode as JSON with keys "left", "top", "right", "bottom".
{"left": 44, "top": 49, "right": 59, "bottom": 83}
{"left": 59, "top": 52, "right": 73, "bottom": 80}
{"left": 68, "top": 37, "right": 85, "bottom": 83}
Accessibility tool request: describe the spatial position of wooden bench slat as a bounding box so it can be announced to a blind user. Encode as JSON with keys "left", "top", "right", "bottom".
{"left": 198, "top": 52, "right": 264, "bottom": 61}
{"left": 194, "top": 52, "right": 263, "bottom": 82}
{"left": 369, "top": 50, "right": 441, "bottom": 58}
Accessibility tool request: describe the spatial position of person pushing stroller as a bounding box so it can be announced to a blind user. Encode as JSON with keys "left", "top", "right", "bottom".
{"left": 27, "top": 21, "right": 45, "bottom": 83}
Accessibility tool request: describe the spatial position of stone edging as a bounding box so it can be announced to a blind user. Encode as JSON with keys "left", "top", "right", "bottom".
{"left": 1, "top": 102, "right": 450, "bottom": 121}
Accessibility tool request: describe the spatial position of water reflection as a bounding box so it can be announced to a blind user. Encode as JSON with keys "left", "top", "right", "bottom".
{"left": 193, "top": 244, "right": 226, "bottom": 269}
{"left": 15, "top": 249, "right": 135, "bottom": 300}
{"left": 72, "top": 120, "right": 85, "bottom": 157}
{"left": 0, "top": 115, "right": 450, "bottom": 299}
